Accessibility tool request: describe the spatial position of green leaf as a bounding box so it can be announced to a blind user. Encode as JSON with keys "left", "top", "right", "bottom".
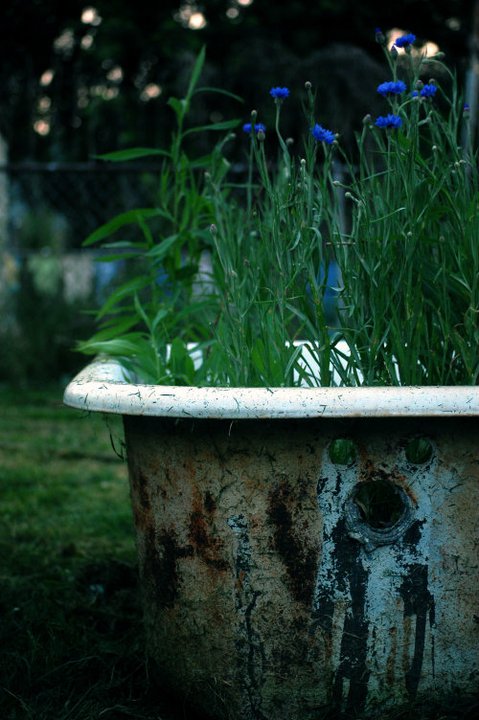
{"left": 95, "top": 147, "right": 170, "bottom": 161}
{"left": 251, "top": 337, "right": 266, "bottom": 376}
{"left": 77, "top": 335, "right": 145, "bottom": 357}
{"left": 151, "top": 307, "right": 169, "bottom": 334}
{"left": 83, "top": 209, "right": 163, "bottom": 247}
{"left": 284, "top": 344, "right": 306, "bottom": 382}
{"left": 133, "top": 293, "right": 151, "bottom": 330}
{"left": 168, "top": 97, "right": 188, "bottom": 122}
{"left": 194, "top": 86, "right": 244, "bottom": 103}
{"left": 395, "top": 133, "right": 412, "bottom": 152}
{"left": 84, "top": 317, "right": 140, "bottom": 342}
{"left": 168, "top": 337, "right": 196, "bottom": 385}
{"left": 185, "top": 46, "right": 206, "bottom": 102}
{"left": 98, "top": 240, "right": 149, "bottom": 249}
{"left": 187, "top": 153, "right": 215, "bottom": 169}
{"left": 137, "top": 213, "right": 155, "bottom": 248}
{"left": 183, "top": 119, "right": 241, "bottom": 137}
{"left": 146, "top": 234, "right": 180, "bottom": 260}
{"left": 96, "top": 276, "right": 152, "bottom": 319}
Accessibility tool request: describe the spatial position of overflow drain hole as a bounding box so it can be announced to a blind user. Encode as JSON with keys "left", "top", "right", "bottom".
{"left": 346, "top": 479, "right": 414, "bottom": 549}
{"left": 352, "top": 479, "right": 407, "bottom": 530}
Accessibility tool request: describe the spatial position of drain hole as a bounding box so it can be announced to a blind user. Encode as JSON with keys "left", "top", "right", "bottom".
{"left": 405, "top": 438, "right": 433, "bottom": 465}
{"left": 353, "top": 480, "right": 406, "bottom": 530}
{"left": 329, "top": 438, "right": 356, "bottom": 466}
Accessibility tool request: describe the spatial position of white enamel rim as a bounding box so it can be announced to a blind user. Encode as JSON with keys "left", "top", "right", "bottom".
{"left": 63, "top": 358, "right": 479, "bottom": 419}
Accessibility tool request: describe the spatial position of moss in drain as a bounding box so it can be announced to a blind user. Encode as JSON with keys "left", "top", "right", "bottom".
{"left": 406, "top": 437, "right": 433, "bottom": 465}
{"left": 329, "top": 438, "right": 356, "bottom": 465}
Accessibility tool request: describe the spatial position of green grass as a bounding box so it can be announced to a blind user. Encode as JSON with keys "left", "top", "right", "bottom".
{"left": 0, "top": 385, "right": 476, "bottom": 720}
{"left": 0, "top": 385, "right": 186, "bottom": 720}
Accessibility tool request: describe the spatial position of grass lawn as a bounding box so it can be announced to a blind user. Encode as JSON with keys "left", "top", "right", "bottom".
{"left": 0, "top": 384, "right": 188, "bottom": 720}
{"left": 0, "top": 384, "right": 476, "bottom": 720}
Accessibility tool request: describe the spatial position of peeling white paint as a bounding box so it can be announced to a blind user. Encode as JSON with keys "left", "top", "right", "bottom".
{"left": 64, "top": 357, "right": 479, "bottom": 419}
{"left": 64, "top": 358, "right": 479, "bottom": 717}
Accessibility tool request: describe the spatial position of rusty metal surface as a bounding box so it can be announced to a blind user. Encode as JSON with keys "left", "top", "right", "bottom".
{"left": 64, "top": 358, "right": 479, "bottom": 418}
{"left": 124, "top": 414, "right": 479, "bottom": 719}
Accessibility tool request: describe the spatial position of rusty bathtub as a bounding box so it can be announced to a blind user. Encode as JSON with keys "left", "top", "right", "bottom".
{"left": 64, "top": 357, "right": 479, "bottom": 719}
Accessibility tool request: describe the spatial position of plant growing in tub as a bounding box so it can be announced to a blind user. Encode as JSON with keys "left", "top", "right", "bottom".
{"left": 78, "top": 31, "right": 479, "bottom": 388}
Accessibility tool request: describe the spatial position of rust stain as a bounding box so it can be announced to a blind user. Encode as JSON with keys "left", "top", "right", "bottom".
{"left": 386, "top": 626, "right": 397, "bottom": 686}
{"left": 122, "top": 415, "right": 479, "bottom": 716}
{"left": 391, "top": 472, "right": 419, "bottom": 507}
{"left": 323, "top": 625, "right": 333, "bottom": 665}
{"left": 235, "top": 569, "right": 246, "bottom": 593}
{"left": 357, "top": 441, "right": 374, "bottom": 475}
{"left": 402, "top": 614, "right": 412, "bottom": 676}
{"left": 130, "top": 469, "right": 154, "bottom": 532}
{"left": 188, "top": 486, "right": 229, "bottom": 572}
{"left": 399, "top": 561, "right": 435, "bottom": 699}
{"left": 267, "top": 477, "right": 318, "bottom": 606}
{"left": 182, "top": 456, "right": 197, "bottom": 481}
{"left": 142, "top": 527, "right": 192, "bottom": 609}
{"left": 357, "top": 463, "right": 419, "bottom": 507}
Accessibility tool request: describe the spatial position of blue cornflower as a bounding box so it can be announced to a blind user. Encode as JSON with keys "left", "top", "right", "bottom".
{"left": 394, "top": 33, "right": 416, "bottom": 48}
{"left": 243, "top": 122, "right": 266, "bottom": 134}
{"left": 420, "top": 83, "right": 437, "bottom": 98}
{"left": 311, "top": 123, "right": 335, "bottom": 144}
{"left": 270, "top": 87, "right": 290, "bottom": 100}
{"left": 377, "top": 81, "right": 407, "bottom": 96}
{"left": 375, "top": 114, "right": 403, "bottom": 129}
{"left": 374, "top": 27, "right": 386, "bottom": 46}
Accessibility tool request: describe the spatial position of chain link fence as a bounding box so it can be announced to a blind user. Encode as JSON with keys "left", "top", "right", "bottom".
{"left": 2, "top": 161, "right": 163, "bottom": 250}
{"left": 0, "top": 162, "right": 166, "bottom": 383}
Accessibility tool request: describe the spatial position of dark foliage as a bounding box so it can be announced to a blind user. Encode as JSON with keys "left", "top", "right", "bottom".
{"left": 0, "top": 0, "right": 472, "bottom": 161}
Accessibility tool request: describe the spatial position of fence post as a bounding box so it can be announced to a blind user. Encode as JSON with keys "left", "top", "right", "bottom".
{"left": 0, "top": 133, "right": 8, "bottom": 250}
